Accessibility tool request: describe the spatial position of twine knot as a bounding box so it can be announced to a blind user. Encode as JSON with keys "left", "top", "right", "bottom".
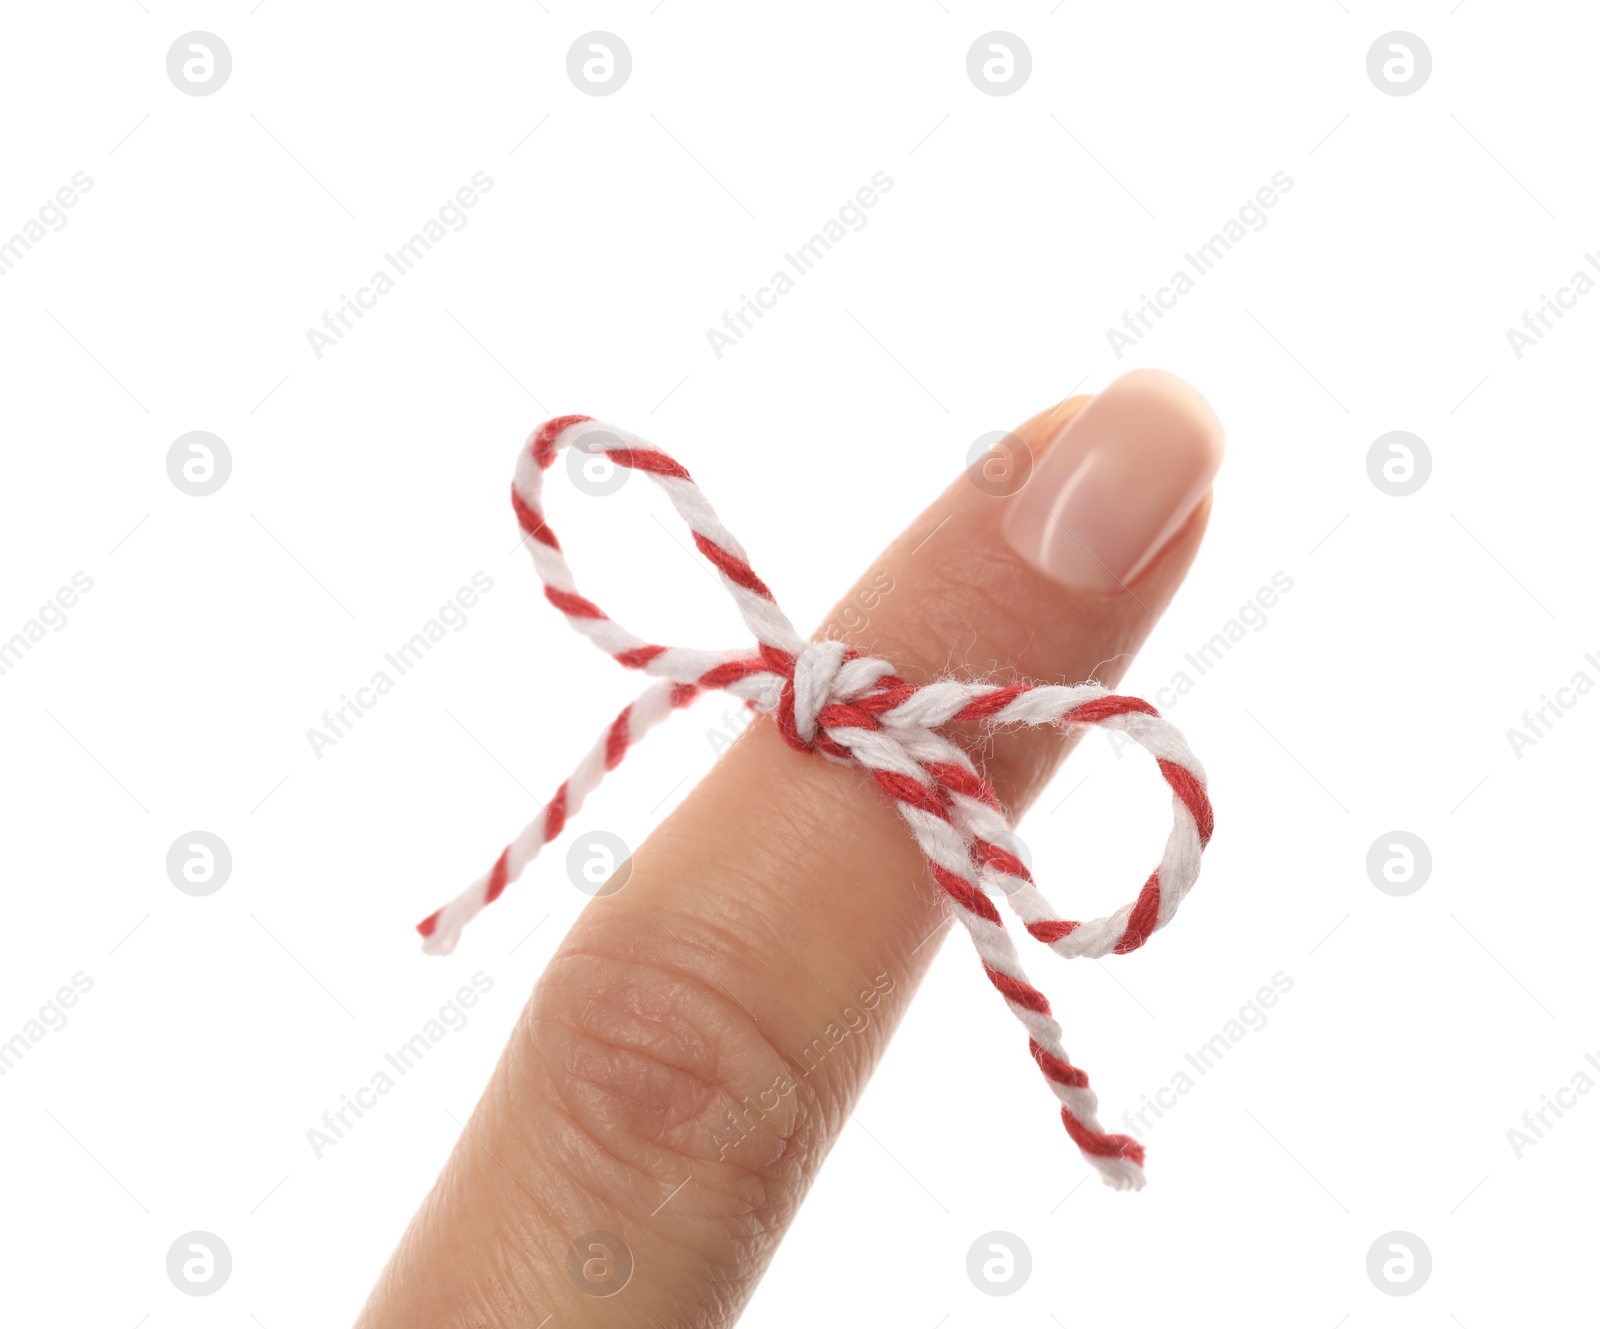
{"left": 764, "top": 638, "right": 900, "bottom": 757}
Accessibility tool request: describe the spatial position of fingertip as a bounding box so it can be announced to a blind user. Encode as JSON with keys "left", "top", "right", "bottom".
{"left": 1002, "top": 369, "right": 1223, "bottom": 593}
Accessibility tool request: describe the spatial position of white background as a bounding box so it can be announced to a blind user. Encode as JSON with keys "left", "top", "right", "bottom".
{"left": 1, "top": 2, "right": 1595, "bottom": 1324}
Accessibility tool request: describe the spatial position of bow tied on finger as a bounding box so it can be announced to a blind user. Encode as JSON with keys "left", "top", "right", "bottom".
{"left": 418, "top": 415, "right": 1214, "bottom": 1190}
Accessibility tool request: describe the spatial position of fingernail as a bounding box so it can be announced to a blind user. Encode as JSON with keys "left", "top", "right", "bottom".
{"left": 1002, "top": 368, "right": 1224, "bottom": 592}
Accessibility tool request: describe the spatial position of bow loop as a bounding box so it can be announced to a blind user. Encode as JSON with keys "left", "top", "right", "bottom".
{"left": 515, "top": 415, "right": 806, "bottom": 693}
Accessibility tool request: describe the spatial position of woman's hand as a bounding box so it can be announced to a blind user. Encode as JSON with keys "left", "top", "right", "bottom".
{"left": 356, "top": 368, "right": 1224, "bottom": 1327}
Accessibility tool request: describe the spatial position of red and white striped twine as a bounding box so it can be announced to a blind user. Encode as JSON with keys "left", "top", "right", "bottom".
{"left": 418, "top": 415, "right": 1214, "bottom": 1189}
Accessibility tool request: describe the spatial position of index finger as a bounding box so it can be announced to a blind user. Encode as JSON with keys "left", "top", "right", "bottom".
{"left": 356, "top": 369, "right": 1224, "bottom": 1327}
